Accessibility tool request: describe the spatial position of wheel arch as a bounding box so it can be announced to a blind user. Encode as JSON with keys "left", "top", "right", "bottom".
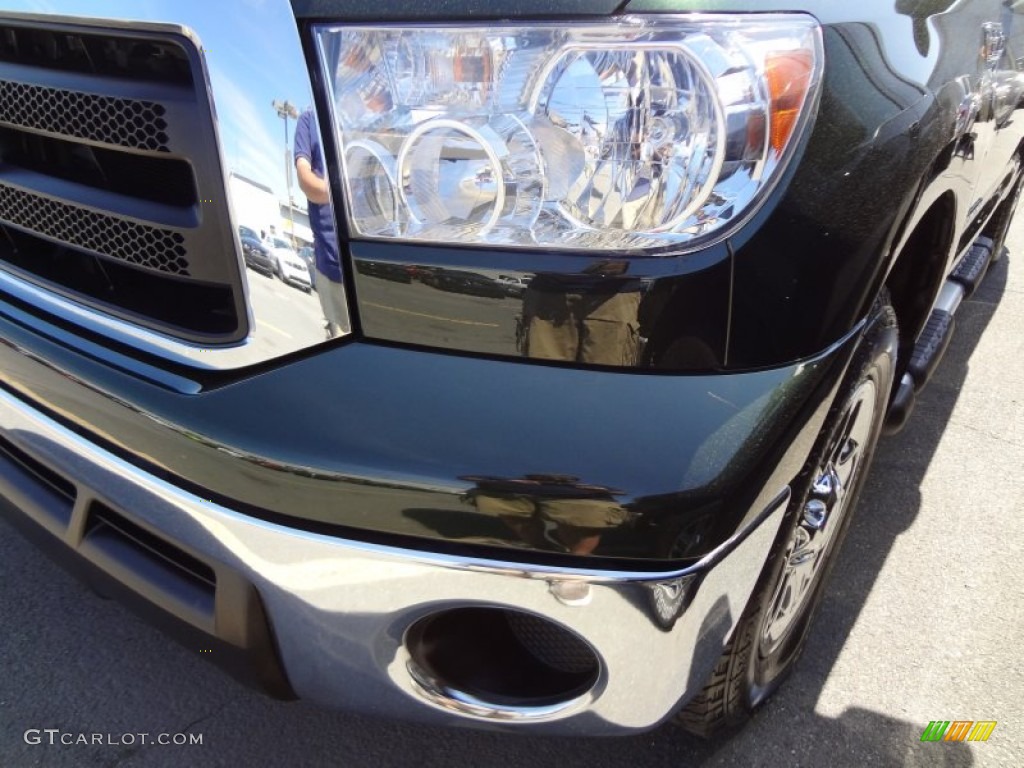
{"left": 881, "top": 191, "right": 956, "bottom": 377}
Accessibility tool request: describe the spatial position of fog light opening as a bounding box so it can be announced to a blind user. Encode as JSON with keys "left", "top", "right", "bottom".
{"left": 405, "top": 607, "right": 600, "bottom": 714}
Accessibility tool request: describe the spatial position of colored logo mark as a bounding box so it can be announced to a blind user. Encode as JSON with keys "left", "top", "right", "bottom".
{"left": 920, "top": 720, "right": 997, "bottom": 742}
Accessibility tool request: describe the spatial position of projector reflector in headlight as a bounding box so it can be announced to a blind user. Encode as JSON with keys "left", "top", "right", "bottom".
{"left": 315, "top": 16, "right": 821, "bottom": 252}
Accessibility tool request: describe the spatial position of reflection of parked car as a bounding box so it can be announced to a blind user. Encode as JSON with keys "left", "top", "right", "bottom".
{"left": 496, "top": 274, "right": 528, "bottom": 298}
{"left": 432, "top": 269, "right": 506, "bottom": 298}
{"left": 238, "top": 226, "right": 275, "bottom": 276}
{"left": 414, "top": 265, "right": 442, "bottom": 289}
{"left": 298, "top": 246, "right": 316, "bottom": 290}
{"left": 355, "top": 259, "right": 413, "bottom": 283}
{"left": 267, "top": 236, "right": 312, "bottom": 292}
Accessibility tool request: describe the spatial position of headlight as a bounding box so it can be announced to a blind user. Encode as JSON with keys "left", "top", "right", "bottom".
{"left": 315, "top": 16, "right": 821, "bottom": 252}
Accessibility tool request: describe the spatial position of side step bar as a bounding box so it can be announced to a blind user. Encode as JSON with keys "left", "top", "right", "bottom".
{"left": 950, "top": 237, "right": 996, "bottom": 297}
{"left": 884, "top": 237, "right": 994, "bottom": 433}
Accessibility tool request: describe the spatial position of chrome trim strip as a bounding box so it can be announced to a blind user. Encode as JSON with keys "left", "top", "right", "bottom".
{"left": 0, "top": 2, "right": 349, "bottom": 369}
{"left": 0, "top": 383, "right": 788, "bottom": 732}
{"left": 405, "top": 661, "right": 595, "bottom": 722}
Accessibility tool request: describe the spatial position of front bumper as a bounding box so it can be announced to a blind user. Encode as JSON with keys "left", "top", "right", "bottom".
{"left": 0, "top": 383, "right": 789, "bottom": 734}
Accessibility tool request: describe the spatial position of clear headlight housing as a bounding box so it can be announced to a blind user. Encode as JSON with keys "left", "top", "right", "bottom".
{"left": 315, "top": 16, "right": 821, "bottom": 253}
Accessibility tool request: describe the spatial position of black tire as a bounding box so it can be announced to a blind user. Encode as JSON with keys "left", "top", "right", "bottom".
{"left": 676, "top": 294, "right": 897, "bottom": 738}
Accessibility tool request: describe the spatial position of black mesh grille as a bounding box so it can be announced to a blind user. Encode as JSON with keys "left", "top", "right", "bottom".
{"left": 505, "top": 611, "right": 597, "bottom": 675}
{"left": 0, "top": 80, "right": 170, "bottom": 151}
{"left": 0, "top": 183, "right": 190, "bottom": 275}
{"left": 0, "top": 19, "right": 246, "bottom": 344}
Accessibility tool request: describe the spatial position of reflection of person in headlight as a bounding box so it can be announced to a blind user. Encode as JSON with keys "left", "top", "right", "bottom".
{"left": 294, "top": 107, "right": 349, "bottom": 338}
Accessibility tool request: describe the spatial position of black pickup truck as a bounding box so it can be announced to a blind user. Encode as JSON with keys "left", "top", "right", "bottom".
{"left": 0, "top": 0, "right": 1020, "bottom": 737}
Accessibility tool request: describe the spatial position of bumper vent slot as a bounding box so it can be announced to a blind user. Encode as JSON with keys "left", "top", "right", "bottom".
{"left": 0, "top": 18, "right": 247, "bottom": 345}
{"left": 0, "top": 432, "right": 76, "bottom": 502}
{"left": 83, "top": 501, "right": 216, "bottom": 628}
{"left": 0, "top": 432, "right": 75, "bottom": 527}
{"left": 86, "top": 501, "right": 216, "bottom": 589}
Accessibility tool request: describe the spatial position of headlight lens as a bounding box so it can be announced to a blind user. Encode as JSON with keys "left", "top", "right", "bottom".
{"left": 315, "top": 16, "right": 821, "bottom": 252}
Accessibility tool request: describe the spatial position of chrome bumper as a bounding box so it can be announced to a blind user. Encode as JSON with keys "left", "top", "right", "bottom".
{"left": 0, "top": 385, "right": 787, "bottom": 734}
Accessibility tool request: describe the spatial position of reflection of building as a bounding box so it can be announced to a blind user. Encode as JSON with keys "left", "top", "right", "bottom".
{"left": 228, "top": 172, "right": 279, "bottom": 237}
{"left": 279, "top": 200, "right": 312, "bottom": 248}
{"left": 228, "top": 173, "right": 312, "bottom": 248}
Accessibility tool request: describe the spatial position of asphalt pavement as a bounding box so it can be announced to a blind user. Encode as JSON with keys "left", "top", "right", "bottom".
{"left": 244, "top": 267, "right": 328, "bottom": 357}
{"left": 1, "top": 217, "right": 1022, "bottom": 767}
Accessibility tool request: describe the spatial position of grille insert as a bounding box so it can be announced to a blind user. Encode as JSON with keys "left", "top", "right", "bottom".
{"left": 0, "top": 80, "right": 170, "bottom": 151}
{"left": 0, "top": 18, "right": 247, "bottom": 345}
{"left": 0, "top": 183, "right": 190, "bottom": 275}
{"left": 0, "top": 23, "right": 193, "bottom": 86}
{"left": 0, "top": 126, "right": 197, "bottom": 207}
{"left": 0, "top": 227, "right": 237, "bottom": 336}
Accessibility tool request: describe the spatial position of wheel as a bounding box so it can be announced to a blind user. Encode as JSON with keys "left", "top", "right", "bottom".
{"left": 676, "top": 293, "right": 897, "bottom": 738}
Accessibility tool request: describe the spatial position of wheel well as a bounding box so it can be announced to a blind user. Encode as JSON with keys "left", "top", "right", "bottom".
{"left": 884, "top": 193, "right": 955, "bottom": 375}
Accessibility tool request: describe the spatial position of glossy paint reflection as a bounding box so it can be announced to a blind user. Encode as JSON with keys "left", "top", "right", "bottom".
{"left": 723, "top": 0, "right": 1024, "bottom": 368}
{"left": 0, "top": 297, "right": 844, "bottom": 561}
{"left": 352, "top": 242, "right": 731, "bottom": 370}
{"left": 461, "top": 474, "right": 632, "bottom": 555}
{"left": 518, "top": 261, "right": 643, "bottom": 366}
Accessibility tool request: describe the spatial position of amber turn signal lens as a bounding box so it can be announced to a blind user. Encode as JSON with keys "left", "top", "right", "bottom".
{"left": 767, "top": 51, "right": 814, "bottom": 154}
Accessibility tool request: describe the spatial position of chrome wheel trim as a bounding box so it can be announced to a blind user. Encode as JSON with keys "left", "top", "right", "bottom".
{"left": 759, "top": 378, "right": 878, "bottom": 656}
